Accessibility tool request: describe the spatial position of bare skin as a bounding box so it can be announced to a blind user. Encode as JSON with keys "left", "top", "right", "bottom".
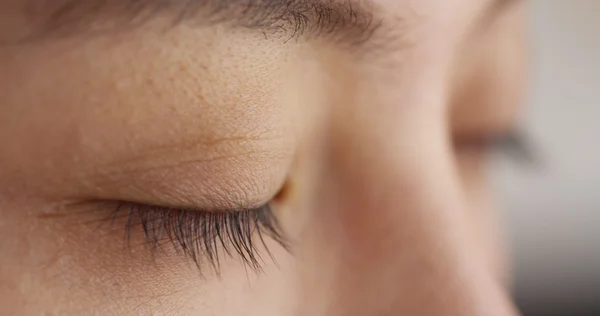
{"left": 0, "top": 0, "right": 527, "bottom": 315}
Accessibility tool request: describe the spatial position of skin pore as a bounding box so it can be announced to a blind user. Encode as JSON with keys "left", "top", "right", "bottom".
{"left": 0, "top": 0, "right": 527, "bottom": 315}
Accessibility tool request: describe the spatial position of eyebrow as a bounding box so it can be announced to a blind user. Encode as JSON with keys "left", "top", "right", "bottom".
{"left": 22, "top": 0, "right": 383, "bottom": 47}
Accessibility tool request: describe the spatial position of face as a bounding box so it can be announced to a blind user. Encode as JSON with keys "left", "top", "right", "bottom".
{"left": 0, "top": 0, "right": 528, "bottom": 315}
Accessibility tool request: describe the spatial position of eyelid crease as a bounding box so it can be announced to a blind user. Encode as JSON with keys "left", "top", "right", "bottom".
{"left": 95, "top": 133, "right": 289, "bottom": 174}
{"left": 94, "top": 147, "right": 283, "bottom": 183}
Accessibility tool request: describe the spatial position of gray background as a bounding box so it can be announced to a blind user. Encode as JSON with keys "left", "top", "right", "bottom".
{"left": 493, "top": 0, "right": 600, "bottom": 314}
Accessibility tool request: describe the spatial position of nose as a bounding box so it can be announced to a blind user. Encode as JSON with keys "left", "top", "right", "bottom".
{"left": 296, "top": 111, "right": 520, "bottom": 316}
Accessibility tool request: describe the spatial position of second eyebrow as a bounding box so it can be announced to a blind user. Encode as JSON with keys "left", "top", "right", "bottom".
{"left": 23, "top": 0, "right": 384, "bottom": 48}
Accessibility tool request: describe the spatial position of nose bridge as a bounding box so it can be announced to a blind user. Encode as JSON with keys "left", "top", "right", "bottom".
{"left": 298, "top": 115, "right": 518, "bottom": 316}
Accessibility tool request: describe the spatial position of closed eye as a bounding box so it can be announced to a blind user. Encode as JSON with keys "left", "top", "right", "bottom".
{"left": 454, "top": 129, "right": 539, "bottom": 166}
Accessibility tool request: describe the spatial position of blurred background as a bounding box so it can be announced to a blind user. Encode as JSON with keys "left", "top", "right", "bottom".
{"left": 493, "top": 0, "right": 600, "bottom": 315}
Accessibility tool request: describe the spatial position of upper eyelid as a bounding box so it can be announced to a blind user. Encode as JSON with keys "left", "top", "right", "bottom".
{"left": 77, "top": 150, "right": 289, "bottom": 210}
{"left": 51, "top": 132, "right": 293, "bottom": 212}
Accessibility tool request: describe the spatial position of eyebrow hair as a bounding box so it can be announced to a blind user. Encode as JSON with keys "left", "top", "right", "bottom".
{"left": 21, "top": 0, "right": 383, "bottom": 48}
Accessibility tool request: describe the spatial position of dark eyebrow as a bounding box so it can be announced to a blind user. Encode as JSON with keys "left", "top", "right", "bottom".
{"left": 20, "top": 0, "right": 383, "bottom": 48}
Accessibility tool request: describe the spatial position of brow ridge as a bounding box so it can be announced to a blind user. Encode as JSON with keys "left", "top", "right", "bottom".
{"left": 20, "top": 0, "right": 384, "bottom": 48}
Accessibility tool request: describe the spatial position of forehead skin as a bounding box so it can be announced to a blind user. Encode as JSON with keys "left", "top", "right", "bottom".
{"left": 0, "top": 0, "right": 526, "bottom": 315}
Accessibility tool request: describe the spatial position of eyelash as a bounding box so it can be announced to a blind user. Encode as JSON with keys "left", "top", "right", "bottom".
{"left": 110, "top": 202, "right": 288, "bottom": 273}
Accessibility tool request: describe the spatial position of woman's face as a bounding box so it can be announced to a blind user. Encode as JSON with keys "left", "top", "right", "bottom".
{"left": 0, "top": 0, "right": 528, "bottom": 315}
